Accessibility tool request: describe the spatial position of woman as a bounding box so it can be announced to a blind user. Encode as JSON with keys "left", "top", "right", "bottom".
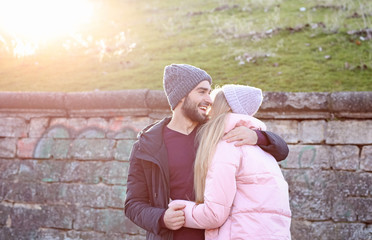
{"left": 170, "top": 84, "right": 291, "bottom": 240}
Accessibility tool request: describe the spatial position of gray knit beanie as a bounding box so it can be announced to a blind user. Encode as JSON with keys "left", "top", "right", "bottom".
{"left": 163, "top": 64, "right": 212, "bottom": 110}
{"left": 222, "top": 84, "right": 263, "bottom": 116}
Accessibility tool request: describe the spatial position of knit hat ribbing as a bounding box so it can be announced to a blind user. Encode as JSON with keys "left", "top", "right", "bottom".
{"left": 163, "top": 64, "right": 212, "bottom": 110}
{"left": 222, "top": 84, "right": 263, "bottom": 116}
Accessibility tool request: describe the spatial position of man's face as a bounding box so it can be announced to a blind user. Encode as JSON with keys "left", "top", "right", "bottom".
{"left": 181, "top": 81, "right": 212, "bottom": 124}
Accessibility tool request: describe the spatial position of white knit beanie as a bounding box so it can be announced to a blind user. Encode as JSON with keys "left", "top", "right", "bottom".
{"left": 222, "top": 84, "right": 263, "bottom": 116}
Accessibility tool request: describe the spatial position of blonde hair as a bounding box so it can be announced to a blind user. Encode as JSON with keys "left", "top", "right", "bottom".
{"left": 194, "top": 88, "right": 232, "bottom": 203}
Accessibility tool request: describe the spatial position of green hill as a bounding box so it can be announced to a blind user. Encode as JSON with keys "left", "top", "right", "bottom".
{"left": 0, "top": 0, "right": 371, "bottom": 92}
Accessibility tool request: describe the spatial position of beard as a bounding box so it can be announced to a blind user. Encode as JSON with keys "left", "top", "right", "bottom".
{"left": 181, "top": 96, "right": 208, "bottom": 124}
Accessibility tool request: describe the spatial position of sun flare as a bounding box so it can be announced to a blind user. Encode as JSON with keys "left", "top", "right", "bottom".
{"left": 0, "top": 0, "right": 93, "bottom": 56}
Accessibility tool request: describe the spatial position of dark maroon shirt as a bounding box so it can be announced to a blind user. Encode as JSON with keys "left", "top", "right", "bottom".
{"left": 163, "top": 126, "right": 205, "bottom": 240}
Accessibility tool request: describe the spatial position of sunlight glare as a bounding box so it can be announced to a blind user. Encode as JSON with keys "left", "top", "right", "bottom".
{"left": 12, "top": 39, "right": 37, "bottom": 57}
{"left": 0, "top": 0, "right": 93, "bottom": 40}
{"left": 0, "top": 0, "right": 93, "bottom": 57}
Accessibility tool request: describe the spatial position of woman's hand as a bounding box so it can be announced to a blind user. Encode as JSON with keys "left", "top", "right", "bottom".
{"left": 163, "top": 203, "right": 186, "bottom": 230}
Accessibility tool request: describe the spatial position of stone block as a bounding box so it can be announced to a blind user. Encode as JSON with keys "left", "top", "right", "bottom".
{"left": 0, "top": 109, "right": 67, "bottom": 120}
{"left": 334, "top": 172, "right": 371, "bottom": 197}
{"left": 50, "top": 118, "right": 88, "bottom": 133}
{"left": 70, "top": 139, "right": 115, "bottom": 160}
{"left": 330, "top": 91, "right": 372, "bottom": 113}
{"left": 330, "top": 145, "right": 359, "bottom": 170}
{"left": 17, "top": 138, "right": 38, "bottom": 159}
{"left": 326, "top": 120, "right": 372, "bottom": 144}
{"left": 300, "top": 120, "right": 326, "bottom": 143}
{"left": 69, "top": 230, "right": 106, "bottom": 240}
{"left": 291, "top": 219, "right": 372, "bottom": 240}
{"left": 107, "top": 116, "right": 151, "bottom": 139}
{"left": 11, "top": 205, "right": 46, "bottom": 229}
{"left": 49, "top": 118, "right": 109, "bottom": 139}
{"left": 356, "top": 198, "right": 372, "bottom": 223}
{"left": 108, "top": 186, "right": 127, "bottom": 209}
{"left": 95, "top": 209, "right": 127, "bottom": 233}
{"left": 361, "top": 146, "right": 372, "bottom": 171}
{"left": 3, "top": 181, "right": 49, "bottom": 203}
{"left": 29, "top": 118, "right": 49, "bottom": 138}
{"left": 0, "top": 92, "right": 65, "bottom": 109}
{"left": 38, "top": 125, "right": 70, "bottom": 139}
{"left": 69, "top": 108, "right": 149, "bottom": 118}
{"left": 106, "top": 233, "right": 147, "bottom": 240}
{"left": 36, "top": 228, "right": 69, "bottom": 240}
{"left": 64, "top": 184, "right": 111, "bottom": 207}
{"left": 282, "top": 169, "right": 335, "bottom": 220}
{"left": 279, "top": 145, "right": 331, "bottom": 170}
{"left": 264, "top": 120, "right": 299, "bottom": 143}
{"left": 311, "top": 222, "right": 371, "bottom": 240}
{"left": 31, "top": 138, "right": 75, "bottom": 160}
{"left": 109, "top": 127, "right": 138, "bottom": 140}
{"left": 87, "top": 117, "right": 109, "bottom": 126}
{"left": 0, "top": 204, "right": 12, "bottom": 226}
{"left": 96, "top": 209, "right": 143, "bottom": 234}
{"left": 3, "top": 181, "right": 72, "bottom": 205}
{"left": 146, "top": 90, "right": 169, "bottom": 109}
{"left": 65, "top": 90, "right": 148, "bottom": 109}
{"left": 261, "top": 92, "right": 329, "bottom": 111}
{"left": 0, "top": 181, "right": 4, "bottom": 200}
{"left": 60, "top": 161, "right": 126, "bottom": 185}
{"left": 33, "top": 138, "right": 54, "bottom": 159}
{"left": 61, "top": 161, "right": 102, "bottom": 184}
{"left": 87, "top": 117, "right": 109, "bottom": 132}
{"left": 75, "top": 207, "right": 144, "bottom": 235}
{"left": 74, "top": 207, "right": 98, "bottom": 231}
{"left": 42, "top": 205, "right": 74, "bottom": 229}
{"left": 0, "top": 138, "right": 17, "bottom": 158}
{"left": 52, "top": 139, "right": 71, "bottom": 159}
{"left": 257, "top": 111, "right": 331, "bottom": 120}
{"left": 114, "top": 140, "right": 136, "bottom": 161}
{"left": 332, "top": 197, "right": 359, "bottom": 222}
{"left": 289, "top": 220, "right": 312, "bottom": 240}
{"left": 61, "top": 161, "right": 128, "bottom": 185}
{"left": 75, "top": 127, "right": 106, "bottom": 139}
{"left": 0, "top": 159, "right": 19, "bottom": 180}
{"left": 100, "top": 161, "right": 129, "bottom": 185}
{"left": 0, "top": 227, "right": 39, "bottom": 240}
{"left": 332, "top": 173, "right": 372, "bottom": 222}
{"left": 0, "top": 117, "right": 27, "bottom": 137}
{"left": 18, "top": 161, "right": 38, "bottom": 181}
{"left": 18, "top": 160, "right": 68, "bottom": 183}
{"left": 149, "top": 110, "right": 171, "bottom": 120}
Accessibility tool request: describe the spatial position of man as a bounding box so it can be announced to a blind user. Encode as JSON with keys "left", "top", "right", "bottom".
{"left": 125, "top": 64, "right": 289, "bottom": 240}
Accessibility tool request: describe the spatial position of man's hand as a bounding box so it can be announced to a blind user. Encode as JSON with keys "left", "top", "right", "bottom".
{"left": 163, "top": 203, "right": 186, "bottom": 230}
{"left": 222, "top": 125, "right": 258, "bottom": 147}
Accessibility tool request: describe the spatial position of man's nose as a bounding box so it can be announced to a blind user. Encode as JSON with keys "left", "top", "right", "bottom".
{"left": 205, "top": 94, "right": 212, "bottom": 105}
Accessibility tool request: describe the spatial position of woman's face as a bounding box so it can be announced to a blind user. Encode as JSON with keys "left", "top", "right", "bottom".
{"left": 208, "top": 89, "right": 231, "bottom": 119}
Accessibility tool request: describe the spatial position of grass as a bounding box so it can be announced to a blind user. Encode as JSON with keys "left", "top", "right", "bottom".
{"left": 0, "top": 0, "right": 371, "bottom": 92}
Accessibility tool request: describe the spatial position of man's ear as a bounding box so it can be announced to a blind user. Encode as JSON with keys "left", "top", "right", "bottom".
{"left": 173, "top": 98, "right": 185, "bottom": 111}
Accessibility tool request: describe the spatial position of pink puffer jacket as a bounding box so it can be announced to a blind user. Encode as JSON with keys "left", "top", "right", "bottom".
{"left": 170, "top": 113, "right": 291, "bottom": 240}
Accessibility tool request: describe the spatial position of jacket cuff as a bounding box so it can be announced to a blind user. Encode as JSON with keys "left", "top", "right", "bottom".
{"left": 254, "top": 130, "right": 269, "bottom": 146}
{"left": 159, "top": 210, "right": 167, "bottom": 229}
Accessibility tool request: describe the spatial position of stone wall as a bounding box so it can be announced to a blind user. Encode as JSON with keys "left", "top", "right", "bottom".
{"left": 0, "top": 90, "right": 371, "bottom": 240}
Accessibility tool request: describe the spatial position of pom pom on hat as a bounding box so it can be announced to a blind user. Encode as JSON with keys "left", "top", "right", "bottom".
{"left": 222, "top": 84, "right": 263, "bottom": 116}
